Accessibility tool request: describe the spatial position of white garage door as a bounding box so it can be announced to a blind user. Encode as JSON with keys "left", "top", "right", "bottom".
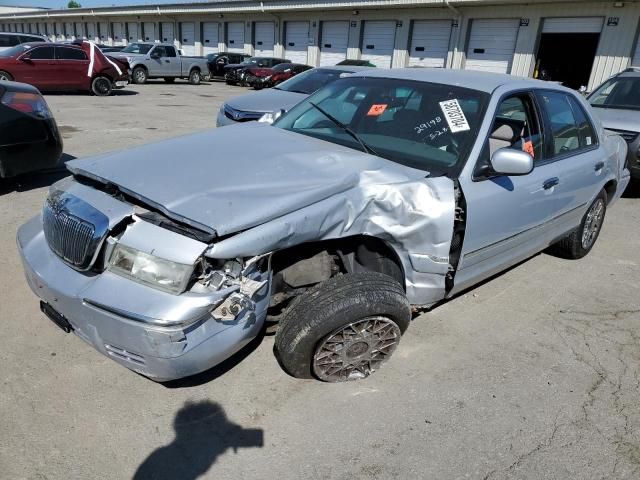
{"left": 99, "top": 22, "right": 108, "bottom": 43}
{"left": 65, "top": 22, "right": 74, "bottom": 40}
{"left": 320, "top": 21, "right": 349, "bottom": 66}
{"left": 75, "top": 22, "right": 84, "bottom": 39}
{"left": 202, "top": 22, "right": 219, "bottom": 54}
{"left": 542, "top": 17, "right": 604, "bottom": 33}
{"left": 180, "top": 22, "right": 196, "bottom": 55}
{"left": 143, "top": 22, "right": 156, "bottom": 42}
{"left": 30, "top": 23, "right": 37, "bottom": 34}
{"left": 55, "top": 23, "right": 64, "bottom": 41}
{"left": 127, "top": 22, "right": 139, "bottom": 43}
{"left": 161, "top": 22, "right": 174, "bottom": 43}
{"left": 409, "top": 20, "right": 452, "bottom": 68}
{"left": 361, "top": 21, "right": 396, "bottom": 68}
{"left": 112, "top": 23, "right": 125, "bottom": 45}
{"left": 87, "top": 22, "right": 97, "bottom": 41}
{"left": 465, "top": 19, "right": 520, "bottom": 74}
{"left": 254, "top": 22, "right": 275, "bottom": 56}
{"left": 285, "top": 21, "right": 309, "bottom": 64}
{"left": 227, "top": 22, "right": 244, "bottom": 53}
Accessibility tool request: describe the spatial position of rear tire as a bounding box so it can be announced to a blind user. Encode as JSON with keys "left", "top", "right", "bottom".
{"left": 188, "top": 69, "right": 201, "bottom": 85}
{"left": 132, "top": 67, "right": 147, "bottom": 85}
{"left": 549, "top": 189, "right": 607, "bottom": 259}
{"left": 90, "top": 76, "right": 112, "bottom": 96}
{"left": 163, "top": 77, "right": 175, "bottom": 83}
{"left": 0, "top": 70, "right": 13, "bottom": 82}
{"left": 274, "top": 272, "right": 411, "bottom": 382}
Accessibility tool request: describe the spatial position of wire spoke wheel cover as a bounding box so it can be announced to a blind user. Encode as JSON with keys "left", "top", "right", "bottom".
{"left": 313, "top": 316, "right": 401, "bottom": 382}
{"left": 581, "top": 198, "right": 605, "bottom": 249}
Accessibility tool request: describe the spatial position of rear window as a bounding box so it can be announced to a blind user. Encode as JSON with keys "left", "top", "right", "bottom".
{"left": 29, "top": 46, "right": 55, "bottom": 60}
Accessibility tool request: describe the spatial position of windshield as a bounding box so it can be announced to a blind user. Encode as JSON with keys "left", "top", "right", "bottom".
{"left": 276, "top": 68, "right": 351, "bottom": 95}
{"left": 121, "top": 43, "right": 153, "bottom": 54}
{"left": 589, "top": 76, "right": 640, "bottom": 111}
{"left": 0, "top": 44, "right": 30, "bottom": 58}
{"left": 275, "top": 77, "right": 488, "bottom": 174}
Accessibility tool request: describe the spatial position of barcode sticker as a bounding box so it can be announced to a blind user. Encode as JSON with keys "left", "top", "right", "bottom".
{"left": 439, "top": 99, "right": 470, "bottom": 133}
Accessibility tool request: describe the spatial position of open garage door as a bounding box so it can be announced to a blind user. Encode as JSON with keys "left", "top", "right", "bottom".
{"left": 202, "top": 22, "right": 219, "bottom": 55}
{"left": 161, "top": 22, "right": 174, "bottom": 44}
{"left": 227, "top": 22, "right": 244, "bottom": 53}
{"left": 143, "top": 22, "right": 156, "bottom": 42}
{"left": 465, "top": 19, "right": 519, "bottom": 74}
{"left": 408, "top": 19, "right": 452, "bottom": 68}
{"left": 361, "top": 21, "right": 396, "bottom": 68}
{"left": 112, "top": 23, "right": 125, "bottom": 45}
{"left": 254, "top": 22, "right": 275, "bottom": 56}
{"left": 285, "top": 21, "right": 309, "bottom": 64}
{"left": 180, "top": 22, "right": 196, "bottom": 55}
{"left": 319, "top": 21, "right": 349, "bottom": 66}
{"left": 127, "top": 22, "right": 139, "bottom": 43}
{"left": 535, "top": 17, "right": 603, "bottom": 89}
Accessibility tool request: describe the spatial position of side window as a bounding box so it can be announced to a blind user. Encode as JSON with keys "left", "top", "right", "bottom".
{"left": 56, "top": 47, "right": 88, "bottom": 60}
{"left": 153, "top": 46, "right": 166, "bottom": 57}
{"left": 0, "top": 35, "right": 19, "bottom": 47}
{"left": 567, "top": 95, "right": 597, "bottom": 148}
{"left": 539, "top": 91, "right": 580, "bottom": 156}
{"left": 29, "top": 46, "right": 55, "bottom": 59}
{"left": 164, "top": 46, "right": 176, "bottom": 57}
{"left": 488, "top": 94, "right": 543, "bottom": 161}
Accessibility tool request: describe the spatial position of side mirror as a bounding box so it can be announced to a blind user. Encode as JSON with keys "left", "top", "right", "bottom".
{"left": 490, "top": 149, "right": 534, "bottom": 176}
{"left": 20, "top": 54, "right": 32, "bottom": 61}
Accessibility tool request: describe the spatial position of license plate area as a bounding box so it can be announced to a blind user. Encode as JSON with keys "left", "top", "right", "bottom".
{"left": 40, "top": 301, "right": 73, "bottom": 333}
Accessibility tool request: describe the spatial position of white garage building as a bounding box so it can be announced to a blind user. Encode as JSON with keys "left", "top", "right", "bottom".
{"left": 1, "top": 0, "right": 640, "bottom": 89}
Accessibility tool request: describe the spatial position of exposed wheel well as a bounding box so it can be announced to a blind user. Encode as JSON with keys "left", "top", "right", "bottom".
{"left": 603, "top": 180, "right": 617, "bottom": 204}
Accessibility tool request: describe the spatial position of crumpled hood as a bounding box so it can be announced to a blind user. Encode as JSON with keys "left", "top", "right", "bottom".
{"left": 591, "top": 107, "right": 640, "bottom": 132}
{"left": 66, "top": 123, "right": 428, "bottom": 236}
{"left": 226, "top": 88, "right": 307, "bottom": 113}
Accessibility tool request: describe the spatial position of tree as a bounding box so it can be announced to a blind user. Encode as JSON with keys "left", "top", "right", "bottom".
{"left": 67, "top": 1, "right": 81, "bottom": 8}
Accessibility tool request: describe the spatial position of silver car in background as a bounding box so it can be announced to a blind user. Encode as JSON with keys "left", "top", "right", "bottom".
{"left": 588, "top": 67, "right": 640, "bottom": 180}
{"left": 18, "top": 69, "right": 629, "bottom": 383}
{"left": 0, "top": 32, "right": 48, "bottom": 52}
{"left": 216, "top": 66, "right": 370, "bottom": 126}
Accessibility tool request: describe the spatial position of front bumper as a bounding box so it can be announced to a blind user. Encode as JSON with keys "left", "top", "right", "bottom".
{"left": 17, "top": 215, "right": 268, "bottom": 381}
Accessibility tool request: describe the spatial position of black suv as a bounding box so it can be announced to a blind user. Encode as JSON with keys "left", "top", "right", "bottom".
{"left": 207, "top": 52, "right": 251, "bottom": 78}
{"left": 223, "top": 56, "right": 290, "bottom": 85}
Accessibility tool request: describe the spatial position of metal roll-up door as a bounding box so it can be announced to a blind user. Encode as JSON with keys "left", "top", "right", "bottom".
{"left": 633, "top": 37, "right": 640, "bottom": 66}
{"left": 87, "top": 22, "right": 97, "bottom": 41}
{"left": 75, "top": 22, "right": 85, "bottom": 39}
{"left": 285, "top": 21, "right": 309, "bottom": 64}
{"left": 319, "top": 21, "right": 349, "bottom": 66}
{"left": 161, "top": 22, "right": 174, "bottom": 43}
{"left": 408, "top": 20, "right": 452, "bottom": 68}
{"left": 99, "top": 22, "right": 108, "bottom": 43}
{"left": 465, "top": 18, "right": 520, "bottom": 74}
{"left": 112, "top": 23, "right": 125, "bottom": 45}
{"left": 180, "top": 22, "right": 196, "bottom": 55}
{"left": 127, "top": 22, "right": 139, "bottom": 43}
{"left": 542, "top": 17, "right": 604, "bottom": 33}
{"left": 143, "top": 22, "right": 156, "bottom": 42}
{"left": 55, "top": 23, "right": 65, "bottom": 41}
{"left": 30, "top": 23, "right": 37, "bottom": 34}
{"left": 226, "top": 22, "right": 244, "bottom": 53}
{"left": 361, "top": 20, "right": 396, "bottom": 68}
{"left": 254, "top": 22, "right": 274, "bottom": 56}
{"left": 65, "top": 22, "right": 74, "bottom": 40}
{"left": 202, "top": 22, "right": 219, "bottom": 54}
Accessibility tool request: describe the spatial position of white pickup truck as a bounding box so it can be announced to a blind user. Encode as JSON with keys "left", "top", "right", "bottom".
{"left": 113, "top": 42, "right": 209, "bottom": 85}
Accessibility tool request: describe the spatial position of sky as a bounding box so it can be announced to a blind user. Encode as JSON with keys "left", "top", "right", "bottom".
{"left": 6, "top": 0, "right": 200, "bottom": 7}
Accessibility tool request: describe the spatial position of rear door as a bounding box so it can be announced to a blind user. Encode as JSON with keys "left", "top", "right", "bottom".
{"left": 20, "top": 45, "right": 56, "bottom": 88}
{"left": 54, "top": 46, "right": 90, "bottom": 89}
{"left": 151, "top": 45, "right": 180, "bottom": 76}
{"left": 360, "top": 20, "right": 396, "bottom": 68}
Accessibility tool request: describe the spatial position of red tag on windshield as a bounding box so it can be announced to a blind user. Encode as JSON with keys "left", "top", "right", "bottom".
{"left": 523, "top": 140, "right": 535, "bottom": 158}
{"left": 367, "top": 104, "right": 388, "bottom": 116}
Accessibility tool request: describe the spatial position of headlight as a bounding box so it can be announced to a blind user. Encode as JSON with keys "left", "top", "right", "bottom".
{"left": 108, "top": 244, "right": 194, "bottom": 295}
{"left": 258, "top": 110, "right": 283, "bottom": 124}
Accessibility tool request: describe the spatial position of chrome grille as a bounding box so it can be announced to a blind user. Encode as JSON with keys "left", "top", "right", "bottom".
{"left": 43, "top": 200, "right": 96, "bottom": 268}
{"left": 224, "top": 104, "right": 263, "bottom": 122}
{"left": 608, "top": 128, "right": 639, "bottom": 144}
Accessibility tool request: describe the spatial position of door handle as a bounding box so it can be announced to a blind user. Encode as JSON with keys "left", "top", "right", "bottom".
{"left": 543, "top": 177, "right": 559, "bottom": 190}
{"left": 594, "top": 161, "right": 605, "bottom": 171}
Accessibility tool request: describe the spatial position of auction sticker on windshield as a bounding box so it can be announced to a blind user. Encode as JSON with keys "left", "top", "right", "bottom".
{"left": 439, "top": 99, "right": 470, "bottom": 133}
{"left": 367, "top": 104, "right": 388, "bottom": 116}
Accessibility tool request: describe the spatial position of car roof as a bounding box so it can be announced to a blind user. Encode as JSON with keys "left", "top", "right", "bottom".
{"left": 0, "top": 79, "right": 40, "bottom": 94}
{"left": 616, "top": 68, "right": 640, "bottom": 78}
{"left": 351, "top": 68, "right": 556, "bottom": 93}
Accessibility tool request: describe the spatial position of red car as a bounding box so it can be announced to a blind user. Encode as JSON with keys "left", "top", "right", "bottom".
{"left": 0, "top": 41, "right": 129, "bottom": 97}
{"left": 245, "top": 63, "right": 312, "bottom": 89}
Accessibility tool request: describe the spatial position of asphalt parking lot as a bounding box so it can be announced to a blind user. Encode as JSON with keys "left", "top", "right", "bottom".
{"left": 1, "top": 80, "right": 639, "bottom": 480}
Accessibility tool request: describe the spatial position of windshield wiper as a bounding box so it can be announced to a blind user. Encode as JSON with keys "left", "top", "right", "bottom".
{"left": 308, "top": 101, "right": 378, "bottom": 156}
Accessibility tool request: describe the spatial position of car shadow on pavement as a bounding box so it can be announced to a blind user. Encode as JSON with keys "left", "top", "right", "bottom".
{"left": 0, "top": 153, "right": 75, "bottom": 195}
{"left": 133, "top": 400, "right": 264, "bottom": 480}
{"left": 161, "top": 332, "right": 266, "bottom": 389}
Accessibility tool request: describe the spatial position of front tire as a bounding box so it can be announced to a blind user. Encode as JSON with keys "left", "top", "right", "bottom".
{"left": 132, "top": 67, "right": 147, "bottom": 85}
{"left": 91, "top": 76, "right": 112, "bottom": 96}
{"left": 0, "top": 70, "right": 14, "bottom": 82}
{"left": 188, "top": 69, "right": 201, "bottom": 85}
{"left": 550, "top": 189, "right": 607, "bottom": 259}
{"left": 275, "top": 272, "right": 411, "bottom": 382}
